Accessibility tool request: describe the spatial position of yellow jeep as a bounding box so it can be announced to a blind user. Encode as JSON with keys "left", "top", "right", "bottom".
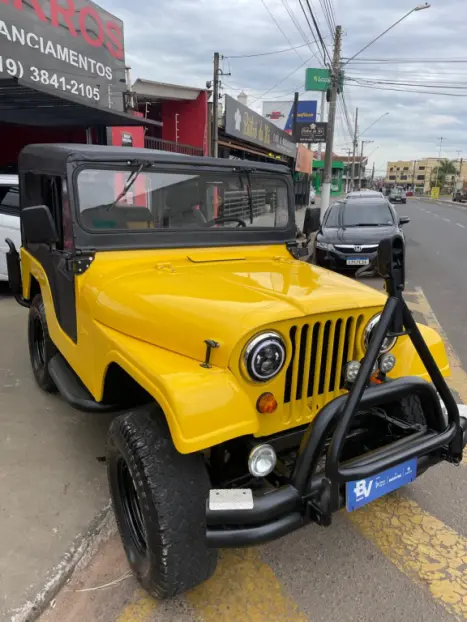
{"left": 7, "top": 144, "right": 466, "bottom": 600}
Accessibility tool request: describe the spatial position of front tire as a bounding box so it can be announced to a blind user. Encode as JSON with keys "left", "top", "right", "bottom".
{"left": 28, "top": 294, "right": 57, "bottom": 392}
{"left": 107, "top": 406, "right": 217, "bottom": 599}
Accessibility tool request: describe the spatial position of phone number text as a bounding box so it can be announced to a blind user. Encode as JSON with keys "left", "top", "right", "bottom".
{"left": 0, "top": 55, "right": 101, "bottom": 103}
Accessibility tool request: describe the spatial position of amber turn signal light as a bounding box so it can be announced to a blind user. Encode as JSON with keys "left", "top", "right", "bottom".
{"left": 256, "top": 392, "right": 278, "bottom": 414}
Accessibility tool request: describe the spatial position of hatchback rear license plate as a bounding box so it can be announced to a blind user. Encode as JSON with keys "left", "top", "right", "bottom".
{"left": 346, "top": 257, "right": 369, "bottom": 266}
{"left": 346, "top": 458, "right": 417, "bottom": 512}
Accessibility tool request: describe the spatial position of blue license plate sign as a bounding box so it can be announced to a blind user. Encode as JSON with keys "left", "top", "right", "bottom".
{"left": 346, "top": 458, "right": 417, "bottom": 512}
{"left": 346, "top": 257, "right": 369, "bottom": 266}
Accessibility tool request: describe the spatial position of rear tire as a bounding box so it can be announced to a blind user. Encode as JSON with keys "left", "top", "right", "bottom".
{"left": 107, "top": 405, "right": 217, "bottom": 599}
{"left": 28, "top": 294, "right": 57, "bottom": 392}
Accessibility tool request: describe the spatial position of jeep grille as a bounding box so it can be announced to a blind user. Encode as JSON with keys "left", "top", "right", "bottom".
{"left": 282, "top": 313, "right": 366, "bottom": 425}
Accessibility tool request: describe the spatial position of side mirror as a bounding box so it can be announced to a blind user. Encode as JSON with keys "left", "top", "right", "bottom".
{"left": 377, "top": 234, "right": 405, "bottom": 284}
{"left": 22, "top": 205, "right": 58, "bottom": 245}
{"left": 399, "top": 216, "right": 410, "bottom": 225}
{"left": 303, "top": 206, "right": 321, "bottom": 237}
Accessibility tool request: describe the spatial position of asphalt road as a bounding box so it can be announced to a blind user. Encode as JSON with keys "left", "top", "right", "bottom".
{"left": 397, "top": 197, "right": 467, "bottom": 370}
{"left": 2, "top": 197, "right": 467, "bottom": 622}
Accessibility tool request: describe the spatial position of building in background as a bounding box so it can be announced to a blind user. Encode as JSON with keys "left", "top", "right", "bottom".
{"left": 132, "top": 79, "right": 209, "bottom": 155}
{"left": 385, "top": 158, "right": 467, "bottom": 193}
{"left": 262, "top": 100, "right": 318, "bottom": 134}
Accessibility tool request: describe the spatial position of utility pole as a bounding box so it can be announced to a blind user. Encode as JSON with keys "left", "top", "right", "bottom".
{"left": 292, "top": 91, "right": 299, "bottom": 141}
{"left": 321, "top": 24, "right": 342, "bottom": 220}
{"left": 350, "top": 107, "right": 358, "bottom": 192}
{"left": 345, "top": 148, "right": 352, "bottom": 192}
{"left": 211, "top": 52, "right": 220, "bottom": 158}
{"left": 371, "top": 161, "right": 375, "bottom": 185}
{"left": 317, "top": 91, "right": 327, "bottom": 161}
{"left": 359, "top": 140, "right": 373, "bottom": 190}
{"left": 434, "top": 136, "right": 444, "bottom": 188}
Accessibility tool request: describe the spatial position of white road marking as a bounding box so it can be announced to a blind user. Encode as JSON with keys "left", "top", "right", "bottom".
{"left": 456, "top": 223, "right": 465, "bottom": 228}
{"left": 442, "top": 217, "right": 451, "bottom": 222}
{"left": 433, "top": 213, "right": 440, "bottom": 218}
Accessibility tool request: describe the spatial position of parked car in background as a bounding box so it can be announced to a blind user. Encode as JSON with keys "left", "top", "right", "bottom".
{"left": 314, "top": 197, "right": 410, "bottom": 272}
{"left": 0, "top": 174, "right": 20, "bottom": 282}
{"left": 453, "top": 188, "right": 467, "bottom": 203}
{"left": 389, "top": 187, "right": 407, "bottom": 204}
{"left": 346, "top": 190, "right": 384, "bottom": 199}
{"left": 309, "top": 186, "right": 316, "bottom": 204}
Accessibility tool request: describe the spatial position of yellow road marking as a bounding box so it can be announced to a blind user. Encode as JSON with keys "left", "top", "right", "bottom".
{"left": 116, "top": 589, "right": 158, "bottom": 622}
{"left": 186, "top": 549, "right": 308, "bottom": 622}
{"left": 349, "top": 496, "right": 467, "bottom": 620}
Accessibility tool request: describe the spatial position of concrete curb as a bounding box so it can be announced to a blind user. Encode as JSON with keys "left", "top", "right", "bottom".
{"left": 9, "top": 504, "right": 116, "bottom": 622}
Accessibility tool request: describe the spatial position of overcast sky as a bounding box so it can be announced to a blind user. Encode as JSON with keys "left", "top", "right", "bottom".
{"left": 100, "top": 0, "right": 467, "bottom": 176}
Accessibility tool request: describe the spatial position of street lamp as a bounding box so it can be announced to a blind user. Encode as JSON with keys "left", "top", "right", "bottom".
{"left": 361, "top": 112, "right": 389, "bottom": 137}
{"left": 343, "top": 4, "right": 431, "bottom": 66}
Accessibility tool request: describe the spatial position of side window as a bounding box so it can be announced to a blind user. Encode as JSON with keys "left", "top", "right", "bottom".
{"left": 0, "top": 186, "right": 20, "bottom": 216}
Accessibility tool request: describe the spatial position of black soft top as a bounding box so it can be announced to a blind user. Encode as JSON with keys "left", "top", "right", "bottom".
{"left": 19, "top": 144, "right": 291, "bottom": 177}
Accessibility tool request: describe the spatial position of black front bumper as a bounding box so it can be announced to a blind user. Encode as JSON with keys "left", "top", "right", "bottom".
{"left": 316, "top": 247, "right": 377, "bottom": 271}
{"left": 206, "top": 292, "right": 466, "bottom": 548}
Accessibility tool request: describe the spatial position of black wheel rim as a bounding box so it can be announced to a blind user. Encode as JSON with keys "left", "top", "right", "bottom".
{"left": 32, "top": 316, "right": 46, "bottom": 370}
{"left": 117, "top": 459, "right": 147, "bottom": 556}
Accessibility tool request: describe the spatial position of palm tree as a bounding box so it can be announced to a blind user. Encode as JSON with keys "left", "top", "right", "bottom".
{"left": 431, "top": 159, "right": 458, "bottom": 189}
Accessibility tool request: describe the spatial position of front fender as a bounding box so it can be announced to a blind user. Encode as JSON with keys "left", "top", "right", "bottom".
{"left": 95, "top": 323, "right": 258, "bottom": 454}
{"left": 391, "top": 323, "right": 450, "bottom": 380}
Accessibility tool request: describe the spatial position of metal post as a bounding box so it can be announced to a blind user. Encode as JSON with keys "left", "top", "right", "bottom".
{"left": 211, "top": 52, "right": 220, "bottom": 158}
{"left": 350, "top": 107, "right": 358, "bottom": 191}
{"left": 317, "top": 90, "right": 327, "bottom": 161}
{"left": 321, "top": 25, "right": 342, "bottom": 221}
{"left": 359, "top": 140, "right": 364, "bottom": 190}
{"left": 434, "top": 136, "right": 444, "bottom": 188}
{"left": 292, "top": 91, "right": 299, "bottom": 140}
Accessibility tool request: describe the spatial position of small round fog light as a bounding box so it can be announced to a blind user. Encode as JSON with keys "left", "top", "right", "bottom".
{"left": 344, "top": 360, "right": 361, "bottom": 383}
{"left": 380, "top": 353, "right": 396, "bottom": 374}
{"left": 248, "top": 444, "right": 277, "bottom": 478}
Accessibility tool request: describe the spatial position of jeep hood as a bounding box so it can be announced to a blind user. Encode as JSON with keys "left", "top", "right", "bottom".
{"left": 91, "top": 249, "right": 385, "bottom": 368}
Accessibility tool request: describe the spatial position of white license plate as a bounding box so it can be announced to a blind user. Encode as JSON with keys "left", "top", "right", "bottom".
{"left": 346, "top": 258, "right": 369, "bottom": 266}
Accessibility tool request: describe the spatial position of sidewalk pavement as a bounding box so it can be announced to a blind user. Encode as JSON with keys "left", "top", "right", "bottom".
{"left": 0, "top": 292, "right": 115, "bottom": 622}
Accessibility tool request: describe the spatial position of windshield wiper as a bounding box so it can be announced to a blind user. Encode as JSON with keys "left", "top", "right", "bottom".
{"left": 105, "top": 162, "right": 150, "bottom": 211}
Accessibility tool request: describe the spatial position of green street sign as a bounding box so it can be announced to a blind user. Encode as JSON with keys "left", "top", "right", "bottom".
{"left": 305, "top": 68, "right": 344, "bottom": 92}
{"left": 305, "top": 68, "right": 330, "bottom": 91}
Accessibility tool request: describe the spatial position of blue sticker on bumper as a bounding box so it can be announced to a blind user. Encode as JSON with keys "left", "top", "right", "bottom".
{"left": 346, "top": 458, "right": 417, "bottom": 512}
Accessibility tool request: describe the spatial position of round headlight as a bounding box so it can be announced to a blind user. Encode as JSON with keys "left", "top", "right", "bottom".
{"left": 244, "top": 332, "right": 286, "bottom": 382}
{"left": 364, "top": 314, "right": 397, "bottom": 354}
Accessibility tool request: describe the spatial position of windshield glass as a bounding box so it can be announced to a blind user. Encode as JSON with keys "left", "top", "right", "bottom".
{"left": 342, "top": 201, "right": 394, "bottom": 227}
{"left": 76, "top": 168, "right": 289, "bottom": 232}
{"left": 324, "top": 204, "right": 341, "bottom": 227}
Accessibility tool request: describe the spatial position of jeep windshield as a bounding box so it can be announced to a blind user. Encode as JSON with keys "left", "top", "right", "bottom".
{"left": 76, "top": 167, "right": 289, "bottom": 232}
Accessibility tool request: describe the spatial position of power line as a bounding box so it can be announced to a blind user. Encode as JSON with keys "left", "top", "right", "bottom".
{"left": 296, "top": 0, "right": 323, "bottom": 65}
{"left": 225, "top": 38, "right": 328, "bottom": 59}
{"left": 303, "top": 0, "right": 333, "bottom": 65}
{"left": 343, "top": 57, "right": 467, "bottom": 64}
{"left": 346, "top": 80, "right": 467, "bottom": 97}
{"left": 346, "top": 76, "right": 467, "bottom": 90}
{"left": 280, "top": 0, "right": 321, "bottom": 58}
{"left": 259, "top": 0, "right": 305, "bottom": 61}
{"left": 249, "top": 52, "right": 318, "bottom": 104}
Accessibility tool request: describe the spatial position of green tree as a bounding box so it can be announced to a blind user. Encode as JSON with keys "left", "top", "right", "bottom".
{"left": 431, "top": 159, "right": 458, "bottom": 189}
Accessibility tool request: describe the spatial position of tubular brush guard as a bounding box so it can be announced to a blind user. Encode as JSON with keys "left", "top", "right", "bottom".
{"left": 206, "top": 235, "right": 467, "bottom": 547}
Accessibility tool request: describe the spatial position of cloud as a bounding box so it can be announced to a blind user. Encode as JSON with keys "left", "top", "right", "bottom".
{"left": 98, "top": 0, "right": 467, "bottom": 174}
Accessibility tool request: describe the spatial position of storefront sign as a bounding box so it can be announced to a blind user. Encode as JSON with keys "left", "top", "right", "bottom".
{"left": 225, "top": 95, "right": 296, "bottom": 158}
{"left": 296, "top": 122, "right": 327, "bottom": 143}
{"left": 262, "top": 100, "right": 317, "bottom": 133}
{"left": 295, "top": 144, "right": 313, "bottom": 174}
{"left": 0, "top": 0, "right": 126, "bottom": 110}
